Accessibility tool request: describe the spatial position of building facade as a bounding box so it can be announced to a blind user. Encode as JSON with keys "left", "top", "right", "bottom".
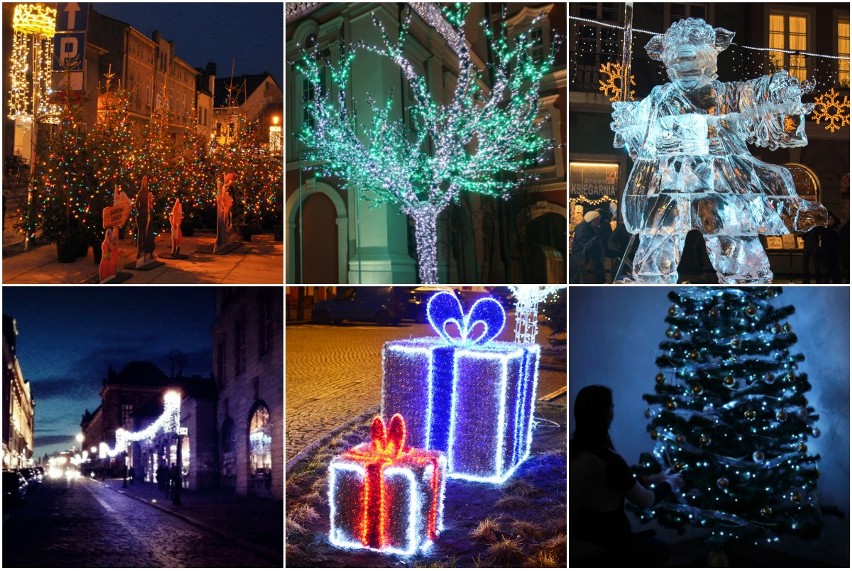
{"left": 286, "top": 2, "right": 567, "bottom": 284}
{"left": 80, "top": 362, "right": 178, "bottom": 458}
{"left": 88, "top": 11, "right": 199, "bottom": 134}
{"left": 212, "top": 288, "right": 283, "bottom": 500}
{"left": 213, "top": 72, "right": 283, "bottom": 149}
{"left": 2, "top": 315, "right": 35, "bottom": 470}
{"left": 569, "top": 2, "right": 850, "bottom": 279}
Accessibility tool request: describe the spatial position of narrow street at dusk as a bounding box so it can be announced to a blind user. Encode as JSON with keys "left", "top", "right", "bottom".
{"left": 2, "top": 477, "right": 278, "bottom": 568}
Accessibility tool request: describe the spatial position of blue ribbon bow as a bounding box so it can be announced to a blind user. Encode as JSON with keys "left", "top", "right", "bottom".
{"left": 426, "top": 291, "right": 506, "bottom": 346}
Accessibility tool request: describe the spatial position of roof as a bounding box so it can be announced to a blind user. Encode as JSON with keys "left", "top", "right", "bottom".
{"left": 213, "top": 72, "right": 280, "bottom": 107}
{"left": 105, "top": 361, "right": 170, "bottom": 387}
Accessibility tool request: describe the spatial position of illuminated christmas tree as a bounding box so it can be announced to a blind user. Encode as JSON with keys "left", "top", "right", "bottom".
{"left": 296, "top": 3, "right": 556, "bottom": 283}
{"left": 133, "top": 83, "right": 179, "bottom": 232}
{"left": 175, "top": 117, "right": 218, "bottom": 231}
{"left": 633, "top": 287, "right": 823, "bottom": 548}
{"left": 211, "top": 118, "right": 283, "bottom": 233}
{"left": 87, "top": 72, "right": 134, "bottom": 249}
{"left": 25, "top": 99, "right": 92, "bottom": 259}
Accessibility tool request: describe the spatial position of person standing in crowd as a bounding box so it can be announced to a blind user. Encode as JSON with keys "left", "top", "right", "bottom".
{"left": 570, "top": 210, "right": 605, "bottom": 284}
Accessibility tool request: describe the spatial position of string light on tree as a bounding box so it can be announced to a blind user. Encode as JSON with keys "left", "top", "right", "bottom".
{"left": 631, "top": 288, "right": 824, "bottom": 549}
{"left": 296, "top": 3, "right": 558, "bottom": 283}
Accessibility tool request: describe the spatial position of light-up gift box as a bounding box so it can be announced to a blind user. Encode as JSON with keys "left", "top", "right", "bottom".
{"left": 381, "top": 292, "right": 540, "bottom": 484}
{"left": 328, "top": 413, "right": 446, "bottom": 555}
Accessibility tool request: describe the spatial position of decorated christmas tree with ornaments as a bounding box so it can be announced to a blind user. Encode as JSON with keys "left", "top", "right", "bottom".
{"left": 632, "top": 287, "right": 823, "bottom": 547}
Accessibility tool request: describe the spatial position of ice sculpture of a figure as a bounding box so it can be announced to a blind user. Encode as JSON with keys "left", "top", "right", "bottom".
{"left": 611, "top": 18, "right": 828, "bottom": 283}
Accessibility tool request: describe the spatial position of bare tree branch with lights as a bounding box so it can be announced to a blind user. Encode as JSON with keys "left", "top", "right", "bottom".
{"left": 295, "top": 3, "right": 557, "bottom": 283}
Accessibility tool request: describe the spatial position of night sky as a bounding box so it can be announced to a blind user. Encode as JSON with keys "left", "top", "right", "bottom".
{"left": 94, "top": 2, "right": 283, "bottom": 85}
{"left": 3, "top": 286, "right": 218, "bottom": 458}
{"left": 569, "top": 286, "right": 850, "bottom": 565}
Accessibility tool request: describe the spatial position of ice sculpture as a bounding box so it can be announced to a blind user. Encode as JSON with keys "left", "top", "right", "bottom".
{"left": 611, "top": 18, "right": 828, "bottom": 283}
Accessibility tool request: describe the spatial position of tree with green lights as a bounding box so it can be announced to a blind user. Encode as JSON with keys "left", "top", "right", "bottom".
{"left": 633, "top": 287, "right": 823, "bottom": 549}
{"left": 296, "top": 3, "right": 556, "bottom": 283}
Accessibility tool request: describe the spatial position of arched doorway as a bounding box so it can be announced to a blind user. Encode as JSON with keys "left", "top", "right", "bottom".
{"left": 220, "top": 417, "right": 236, "bottom": 489}
{"left": 286, "top": 181, "right": 348, "bottom": 283}
{"left": 248, "top": 402, "right": 272, "bottom": 497}
{"left": 520, "top": 202, "right": 567, "bottom": 283}
{"left": 295, "top": 193, "right": 338, "bottom": 282}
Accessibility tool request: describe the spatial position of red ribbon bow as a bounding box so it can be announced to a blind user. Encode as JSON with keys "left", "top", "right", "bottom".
{"left": 370, "top": 413, "right": 407, "bottom": 458}
{"left": 345, "top": 413, "right": 442, "bottom": 550}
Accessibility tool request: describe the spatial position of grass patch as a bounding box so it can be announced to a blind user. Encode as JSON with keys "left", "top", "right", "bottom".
{"left": 495, "top": 494, "right": 533, "bottom": 510}
{"left": 290, "top": 503, "right": 321, "bottom": 526}
{"left": 487, "top": 537, "right": 526, "bottom": 566}
{"left": 469, "top": 517, "right": 504, "bottom": 543}
{"left": 508, "top": 519, "right": 546, "bottom": 541}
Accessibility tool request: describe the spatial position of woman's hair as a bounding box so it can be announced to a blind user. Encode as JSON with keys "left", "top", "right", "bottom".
{"left": 571, "top": 385, "right": 615, "bottom": 451}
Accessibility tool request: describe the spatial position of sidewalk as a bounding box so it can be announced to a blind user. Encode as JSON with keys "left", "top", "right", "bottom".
{"left": 98, "top": 477, "right": 283, "bottom": 565}
{"left": 2, "top": 231, "right": 283, "bottom": 284}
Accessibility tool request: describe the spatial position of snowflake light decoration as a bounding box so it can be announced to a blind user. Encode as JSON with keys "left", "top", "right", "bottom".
{"left": 812, "top": 88, "right": 850, "bottom": 132}
{"left": 598, "top": 61, "right": 636, "bottom": 102}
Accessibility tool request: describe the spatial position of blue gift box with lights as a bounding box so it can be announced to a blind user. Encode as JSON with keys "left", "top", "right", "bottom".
{"left": 381, "top": 292, "right": 540, "bottom": 484}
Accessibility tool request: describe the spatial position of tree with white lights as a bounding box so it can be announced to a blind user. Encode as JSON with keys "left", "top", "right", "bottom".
{"left": 296, "top": 3, "right": 556, "bottom": 283}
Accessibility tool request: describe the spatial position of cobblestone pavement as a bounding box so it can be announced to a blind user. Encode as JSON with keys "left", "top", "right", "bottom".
{"left": 285, "top": 316, "right": 566, "bottom": 461}
{"left": 2, "top": 478, "right": 277, "bottom": 567}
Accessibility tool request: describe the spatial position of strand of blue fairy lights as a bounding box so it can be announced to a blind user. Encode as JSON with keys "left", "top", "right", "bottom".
{"left": 570, "top": 15, "right": 851, "bottom": 61}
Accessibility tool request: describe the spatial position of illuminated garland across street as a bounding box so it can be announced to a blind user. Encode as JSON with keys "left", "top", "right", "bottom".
{"left": 99, "top": 391, "right": 181, "bottom": 458}
{"left": 381, "top": 292, "right": 540, "bottom": 483}
{"left": 296, "top": 3, "right": 557, "bottom": 283}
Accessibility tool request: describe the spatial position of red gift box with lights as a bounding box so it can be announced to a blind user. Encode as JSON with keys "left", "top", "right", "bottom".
{"left": 328, "top": 413, "right": 446, "bottom": 555}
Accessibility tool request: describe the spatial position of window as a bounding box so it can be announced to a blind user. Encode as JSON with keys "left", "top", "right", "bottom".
{"left": 530, "top": 26, "right": 545, "bottom": 63}
{"left": 576, "top": 3, "right": 619, "bottom": 65}
{"left": 668, "top": 3, "right": 707, "bottom": 25}
{"left": 220, "top": 417, "right": 236, "bottom": 478}
{"left": 769, "top": 11, "right": 809, "bottom": 81}
{"left": 538, "top": 116, "right": 554, "bottom": 167}
{"left": 302, "top": 76, "right": 316, "bottom": 130}
{"left": 839, "top": 18, "right": 850, "bottom": 87}
{"left": 258, "top": 290, "right": 276, "bottom": 357}
{"left": 234, "top": 321, "right": 246, "bottom": 375}
{"left": 217, "top": 338, "right": 226, "bottom": 388}
{"left": 249, "top": 405, "right": 272, "bottom": 478}
{"left": 120, "top": 404, "right": 133, "bottom": 426}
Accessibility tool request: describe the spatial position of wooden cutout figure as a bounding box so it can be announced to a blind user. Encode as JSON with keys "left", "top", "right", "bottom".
{"left": 214, "top": 172, "right": 237, "bottom": 253}
{"left": 99, "top": 228, "right": 119, "bottom": 282}
{"left": 134, "top": 175, "right": 156, "bottom": 267}
{"left": 170, "top": 198, "right": 183, "bottom": 256}
{"left": 99, "top": 185, "right": 132, "bottom": 283}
